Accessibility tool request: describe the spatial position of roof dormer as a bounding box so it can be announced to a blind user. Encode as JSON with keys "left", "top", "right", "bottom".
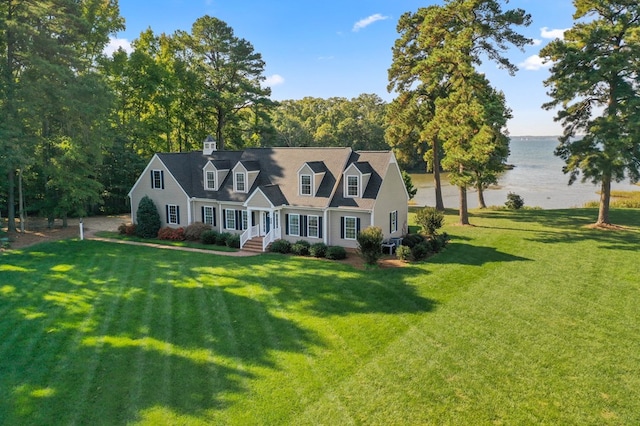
{"left": 202, "top": 160, "right": 230, "bottom": 191}
{"left": 343, "top": 161, "right": 372, "bottom": 198}
{"left": 297, "top": 161, "right": 327, "bottom": 196}
{"left": 232, "top": 161, "right": 260, "bottom": 193}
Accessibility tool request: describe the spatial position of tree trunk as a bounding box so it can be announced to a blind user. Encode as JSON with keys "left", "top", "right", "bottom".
{"left": 477, "top": 182, "right": 487, "bottom": 209}
{"left": 432, "top": 138, "right": 444, "bottom": 211}
{"left": 7, "top": 170, "right": 17, "bottom": 233}
{"left": 459, "top": 185, "right": 470, "bottom": 225}
{"left": 596, "top": 176, "right": 611, "bottom": 226}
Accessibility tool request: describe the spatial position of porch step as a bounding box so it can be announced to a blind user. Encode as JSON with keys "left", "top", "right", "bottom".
{"left": 242, "top": 237, "right": 265, "bottom": 253}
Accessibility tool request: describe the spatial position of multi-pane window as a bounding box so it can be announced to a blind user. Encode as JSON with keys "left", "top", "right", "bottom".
{"left": 225, "top": 209, "right": 236, "bottom": 229}
{"left": 346, "top": 175, "right": 359, "bottom": 197}
{"left": 205, "top": 171, "right": 216, "bottom": 190}
{"left": 203, "top": 206, "right": 215, "bottom": 225}
{"left": 152, "top": 170, "right": 163, "bottom": 189}
{"left": 167, "top": 204, "right": 179, "bottom": 224}
{"left": 300, "top": 175, "right": 312, "bottom": 196}
{"left": 242, "top": 210, "right": 248, "bottom": 230}
{"left": 344, "top": 216, "right": 357, "bottom": 240}
{"left": 308, "top": 215, "right": 319, "bottom": 238}
{"left": 390, "top": 210, "right": 398, "bottom": 233}
{"left": 235, "top": 173, "right": 245, "bottom": 192}
{"left": 289, "top": 214, "right": 300, "bottom": 236}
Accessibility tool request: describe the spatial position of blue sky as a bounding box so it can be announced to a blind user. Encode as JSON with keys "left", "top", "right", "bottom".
{"left": 107, "top": 0, "right": 577, "bottom": 136}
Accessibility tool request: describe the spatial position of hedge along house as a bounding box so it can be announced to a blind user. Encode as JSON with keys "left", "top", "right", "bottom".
{"left": 128, "top": 138, "right": 409, "bottom": 251}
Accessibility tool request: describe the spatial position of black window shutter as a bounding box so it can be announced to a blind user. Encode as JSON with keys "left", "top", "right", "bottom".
{"left": 235, "top": 210, "right": 241, "bottom": 230}
{"left": 176, "top": 206, "right": 180, "bottom": 224}
{"left": 389, "top": 212, "right": 393, "bottom": 233}
{"left": 151, "top": 171, "right": 154, "bottom": 188}
{"left": 340, "top": 217, "right": 345, "bottom": 239}
{"left": 285, "top": 214, "right": 289, "bottom": 235}
{"left": 213, "top": 208, "right": 217, "bottom": 227}
{"left": 319, "top": 217, "right": 323, "bottom": 238}
{"left": 165, "top": 205, "right": 169, "bottom": 223}
{"left": 223, "top": 209, "right": 227, "bottom": 228}
{"left": 356, "top": 218, "right": 361, "bottom": 234}
{"left": 251, "top": 211, "right": 256, "bottom": 226}
{"left": 160, "top": 170, "right": 165, "bottom": 189}
{"left": 201, "top": 206, "right": 205, "bottom": 222}
{"left": 302, "top": 215, "right": 308, "bottom": 237}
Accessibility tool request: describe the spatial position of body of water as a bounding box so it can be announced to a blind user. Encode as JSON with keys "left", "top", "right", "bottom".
{"left": 411, "top": 136, "right": 640, "bottom": 209}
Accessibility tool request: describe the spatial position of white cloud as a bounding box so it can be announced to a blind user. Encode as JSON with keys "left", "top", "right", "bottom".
{"left": 352, "top": 13, "right": 389, "bottom": 32}
{"left": 541, "top": 27, "right": 568, "bottom": 40}
{"left": 520, "top": 55, "right": 551, "bottom": 71}
{"left": 532, "top": 38, "right": 542, "bottom": 46}
{"left": 103, "top": 37, "right": 133, "bottom": 56}
{"left": 264, "top": 74, "right": 285, "bottom": 87}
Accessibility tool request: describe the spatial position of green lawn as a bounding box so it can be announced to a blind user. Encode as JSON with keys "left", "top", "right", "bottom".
{"left": 1, "top": 208, "right": 639, "bottom": 425}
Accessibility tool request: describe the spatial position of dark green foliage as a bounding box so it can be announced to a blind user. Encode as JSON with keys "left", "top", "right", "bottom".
{"left": 356, "top": 226, "right": 384, "bottom": 265}
{"left": 291, "top": 241, "right": 310, "bottom": 256}
{"left": 505, "top": 192, "right": 525, "bottom": 210}
{"left": 396, "top": 245, "right": 412, "bottom": 261}
{"left": 326, "top": 246, "right": 347, "bottom": 260}
{"left": 402, "top": 170, "right": 418, "bottom": 200}
{"left": 201, "top": 230, "right": 219, "bottom": 245}
{"left": 411, "top": 242, "right": 430, "bottom": 261}
{"left": 226, "top": 234, "right": 240, "bottom": 248}
{"left": 309, "top": 242, "right": 328, "bottom": 258}
{"left": 415, "top": 207, "right": 444, "bottom": 237}
{"left": 402, "top": 233, "right": 425, "bottom": 248}
{"left": 135, "top": 196, "right": 161, "bottom": 238}
{"left": 216, "top": 232, "right": 231, "bottom": 246}
{"left": 184, "top": 222, "right": 212, "bottom": 241}
{"left": 270, "top": 239, "right": 292, "bottom": 254}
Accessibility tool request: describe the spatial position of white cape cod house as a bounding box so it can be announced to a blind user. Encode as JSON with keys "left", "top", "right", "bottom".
{"left": 128, "top": 139, "right": 408, "bottom": 251}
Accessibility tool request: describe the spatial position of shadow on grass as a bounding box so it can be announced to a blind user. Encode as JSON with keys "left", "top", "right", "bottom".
{"left": 0, "top": 240, "right": 434, "bottom": 424}
{"left": 428, "top": 242, "right": 532, "bottom": 266}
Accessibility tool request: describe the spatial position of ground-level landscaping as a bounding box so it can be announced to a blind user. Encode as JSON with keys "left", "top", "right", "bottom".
{"left": 1, "top": 208, "right": 639, "bottom": 424}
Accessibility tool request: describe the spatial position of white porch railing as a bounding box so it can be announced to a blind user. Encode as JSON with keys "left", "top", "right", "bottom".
{"left": 262, "top": 229, "right": 274, "bottom": 251}
{"left": 240, "top": 225, "right": 260, "bottom": 249}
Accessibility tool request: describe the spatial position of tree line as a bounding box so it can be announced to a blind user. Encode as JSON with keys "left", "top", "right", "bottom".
{"left": 2, "top": 0, "right": 639, "bottom": 232}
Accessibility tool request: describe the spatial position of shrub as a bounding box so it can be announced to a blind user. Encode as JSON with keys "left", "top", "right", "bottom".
{"left": 118, "top": 223, "right": 136, "bottom": 236}
{"left": 411, "top": 242, "right": 430, "bottom": 261}
{"left": 135, "top": 195, "right": 161, "bottom": 238}
{"left": 201, "top": 230, "right": 218, "bottom": 245}
{"left": 505, "top": 192, "right": 525, "bottom": 210}
{"left": 415, "top": 207, "right": 444, "bottom": 237}
{"left": 157, "top": 227, "right": 185, "bottom": 241}
{"left": 184, "top": 222, "right": 211, "bottom": 241}
{"left": 396, "top": 245, "right": 412, "bottom": 262}
{"left": 291, "top": 241, "right": 310, "bottom": 256}
{"left": 226, "top": 234, "right": 240, "bottom": 248}
{"left": 216, "top": 232, "right": 231, "bottom": 246}
{"left": 402, "top": 233, "right": 424, "bottom": 248}
{"left": 356, "top": 226, "right": 384, "bottom": 265}
{"left": 270, "top": 239, "right": 292, "bottom": 254}
{"left": 309, "top": 242, "right": 328, "bottom": 258}
{"left": 326, "top": 246, "right": 347, "bottom": 260}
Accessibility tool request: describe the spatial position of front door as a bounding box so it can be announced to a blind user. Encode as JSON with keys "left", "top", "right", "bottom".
{"left": 262, "top": 211, "right": 271, "bottom": 235}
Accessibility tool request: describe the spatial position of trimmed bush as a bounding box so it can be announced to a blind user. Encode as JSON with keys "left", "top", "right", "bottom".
{"left": 402, "top": 233, "right": 424, "bottom": 248}
{"left": 226, "top": 234, "right": 240, "bottom": 248}
{"left": 118, "top": 223, "right": 136, "bottom": 236}
{"left": 157, "top": 227, "right": 185, "bottom": 241}
{"left": 415, "top": 207, "right": 444, "bottom": 237}
{"left": 357, "top": 226, "right": 384, "bottom": 265}
{"left": 201, "top": 230, "right": 218, "bottom": 245}
{"left": 505, "top": 192, "right": 525, "bottom": 210}
{"left": 411, "top": 242, "right": 430, "bottom": 261}
{"left": 396, "top": 245, "right": 412, "bottom": 262}
{"left": 135, "top": 195, "right": 161, "bottom": 238}
{"left": 184, "top": 222, "right": 211, "bottom": 241}
{"left": 291, "top": 243, "right": 309, "bottom": 256}
{"left": 326, "top": 246, "right": 347, "bottom": 260}
{"left": 216, "top": 232, "right": 231, "bottom": 246}
{"left": 269, "top": 239, "right": 292, "bottom": 254}
{"left": 309, "top": 242, "right": 328, "bottom": 258}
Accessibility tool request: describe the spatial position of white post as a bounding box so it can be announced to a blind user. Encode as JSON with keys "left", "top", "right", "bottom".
{"left": 79, "top": 218, "right": 84, "bottom": 240}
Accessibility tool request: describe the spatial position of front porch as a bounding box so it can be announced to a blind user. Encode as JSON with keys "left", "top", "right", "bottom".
{"left": 239, "top": 209, "right": 281, "bottom": 252}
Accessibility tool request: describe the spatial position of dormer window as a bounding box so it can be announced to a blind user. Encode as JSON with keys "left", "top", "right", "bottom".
{"left": 205, "top": 171, "right": 216, "bottom": 190}
{"left": 346, "top": 175, "right": 359, "bottom": 197}
{"left": 300, "top": 175, "right": 312, "bottom": 196}
{"left": 235, "top": 172, "right": 246, "bottom": 192}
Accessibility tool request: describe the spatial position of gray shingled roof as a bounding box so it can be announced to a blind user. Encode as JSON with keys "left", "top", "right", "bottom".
{"left": 156, "top": 147, "right": 392, "bottom": 209}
